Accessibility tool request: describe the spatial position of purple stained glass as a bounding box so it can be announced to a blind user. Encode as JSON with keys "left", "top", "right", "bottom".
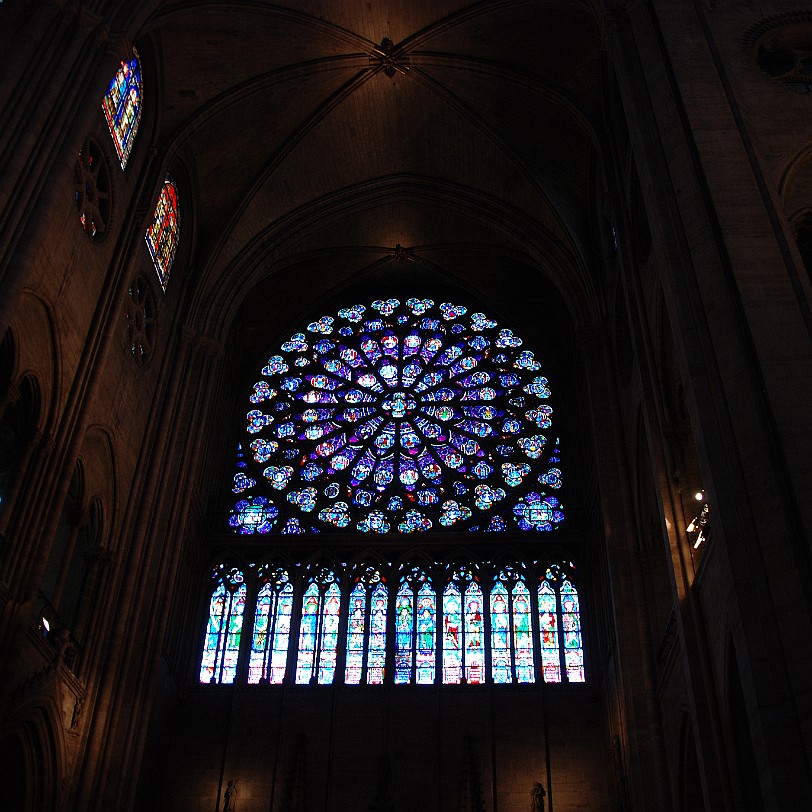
{"left": 232, "top": 300, "right": 565, "bottom": 533}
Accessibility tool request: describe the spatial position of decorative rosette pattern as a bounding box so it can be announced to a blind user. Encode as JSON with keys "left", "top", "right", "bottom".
{"left": 229, "top": 299, "right": 564, "bottom": 534}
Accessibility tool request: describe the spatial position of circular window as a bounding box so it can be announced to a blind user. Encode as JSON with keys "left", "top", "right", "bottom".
{"left": 230, "top": 299, "right": 565, "bottom": 535}
{"left": 74, "top": 138, "right": 112, "bottom": 240}
{"left": 125, "top": 276, "right": 155, "bottom": 365}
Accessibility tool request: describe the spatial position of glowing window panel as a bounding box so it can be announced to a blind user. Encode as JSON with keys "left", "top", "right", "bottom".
{"left": 102, "top": 52, "right": 142, "bottom": 169}
{"left": 295, "top": 581, "right": 320, "bottom": 684}
{"left": 199, "top": 567, "right": 245, "bottom": 684}
{"left": 145, "top": 176, "right": 180, "bottom": 291}
{"left": 490, "top": 582, "right": 511, "bottom": 684}
{"left": 395, "top": 579, "right": 414, "bottom": 684}
{"left": 538, "top": 579, "right": 561, "bottom": 683}
{"left": 248, "top": 571, "right": 292, "bottom": 684}
{"left": 318, "top": 583, "right": 341, "bottom": 684}
{"left": 464, "top": 582, "right": 485, "bottom": 684}
{"left": 560, "top": 580, "right": 585, "bottom": 682}
{"left": 512, "top": 581, "right": 534, "bottom": 683}
{"left": 416, "top": 581, "right": 436, "bottom": 684}
{"left": 345, "top": 582, "right": 366, "bottom": 684}
{"left": 367, "top": 582, "right": 388, "bottom": 684}
{"left": 231, "top": 300, "right": 565, "bottom": 535}
{"left": 442, "top": 582, "right": 462, "bottom": 683}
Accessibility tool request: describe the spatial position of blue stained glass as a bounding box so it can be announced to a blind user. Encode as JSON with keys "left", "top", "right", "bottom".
{"left": 539, "top": 579, "right": 560, "bottom": 683}
{"left": 502, "top": 462, "right": 530, "bottom": 487}
{"left": 338, "top": 305, "right": 365, "bottom": 322}
{"left": 301, "top": 463, "right": 322, "bottom": 481}
{"left": 353, "top": 489, "right": 373, "bottom": 507}
{"left": 318, "top": 501, "right": 350, "bottom": 527}
{"left": 473, "top": 461, "right": 494, "bottom": 478}
{"left": 372, "top": 298, "right": 400, "bottom": 315}
{"left": 496, "top": 329, "right": 522, "bottom": 348}
{"left": 490, "top": 582, "right": 511, "bottom": 683}
{"left": 367, "top": 582, "right": 388, "bottom": 684}
{"left": 395, "top": 580, "right": 414, "bottom": 684}
{"left": 540, "top": 468, "right": 562, "bottom": 488}
{"left": 398, "top": 509, "right": 431, "bottom": 532}
{"left": 345, "top": 583, "right": 366, "bottom": 684}
{"left": 282, "top": 333, "right": 308, "bottom": 352}
{"left": 470, "top": 312, "right": 496, "bottom": 330}
{"left": 234, "top": 299, "right": 565, "bottom": 533}
{"left": 473, "top": 484, "right": 505, "bottom": 510}
{"left": 443, "top": 583, "right": 462, "bottom": 683}
{"left": 373, "top": 457, "right": 394, "bottom": 486}
{"left": 513, "top": 581, "right": 535, "bottom": 683}
{"left": 416, "top": 581, "right": 436, "bottom": 684}
{"left": 358, "top": 510, "right": 390, "bottom": 533}
{"left": 417, "top": 488, "right": 438, "bottom": 506}
{"left": 323, "top": 359, "right": 352, "bottom": 379}
{"left": 248, "top": 577, "right": 292, "bottom": 684}
{"left": 465, "top": 582, "right": 485, "bottom": 683}
{"left": 102, "top": 53, "right": 143, "bottom": 169}
{"left": 340, "top": 348, "right": 366, "bottom": 368}
{"left": 406, "top": 297, "right": 434, "bottom": 314}
{"left": 439, "top": 500, "right": 471, "bottom": 526}
{"left": 199, "top": 569, "right": 245, "bottom": 684}
{"left": 233, "top": 472, "right": 255, "bottom": 493}
{"left": 440, "top": 302, "right": 467, "bottom": 320}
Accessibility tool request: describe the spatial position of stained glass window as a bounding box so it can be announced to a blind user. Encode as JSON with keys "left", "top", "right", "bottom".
{"left": 102, "top": 52, "right": 143, "bottom": 169}
{"left": 491, "top": 567, "right": 534, "bottom": 683}
{"left": 443, "top": 567, "right": 483, "bottom": 684}
{"left": 295, "top": 568, "right": 341, "bottom": 684}
{"left": 145, "top": 176, "right": 180, "bottom": 291}
{"left": 199, "top": 566, "right": 246, "bottom": 684}
{"left": 229, "top": 299, "right": 565, "bottom": 535}
{"left": 248, "top": 567, "right": 293, "bottom": 684}
{"left": 344, "top": 568, "right": 388, "bottom": 684}
{"left": 198, "top": 559, "right": 584, "bottom": 686}
{"left": 539, "top": 564, "right": 584, "bottom": 683}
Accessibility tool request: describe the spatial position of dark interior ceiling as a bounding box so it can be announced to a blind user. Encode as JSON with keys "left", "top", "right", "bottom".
{"left": 130, "top": 0, "right": 606, "bottom": 338}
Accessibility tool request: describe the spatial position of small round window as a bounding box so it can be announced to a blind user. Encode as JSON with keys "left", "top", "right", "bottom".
{"left": 74, "top": 138, "right": 112, "bottom": 240}
{"left": 125, "top": 276, "right": 155, "bottom": 365}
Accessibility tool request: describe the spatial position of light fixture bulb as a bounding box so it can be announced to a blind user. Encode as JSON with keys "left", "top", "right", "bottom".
{"left": 694, "top": 491, "right": 704, "bottom": 501}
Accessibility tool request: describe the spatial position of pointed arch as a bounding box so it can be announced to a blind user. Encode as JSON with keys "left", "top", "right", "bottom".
{"left": 248, "top": 565, "right": 293, "bottom": 684}
{"left": 199, "top": 565, "right": 246, "bottom": 684}
{"left": 145, "top": 175, "right": 180, "bottom": 290}
{"left": 102, "top": 51, "right": 143, "bottom": 169}
{"left": 295, "top": 567, "right": 341, "bottom": 684}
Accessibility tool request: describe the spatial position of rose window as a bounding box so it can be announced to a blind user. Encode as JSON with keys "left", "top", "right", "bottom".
{"left": 229, "top": 299, "right": 564, "bottom": 534}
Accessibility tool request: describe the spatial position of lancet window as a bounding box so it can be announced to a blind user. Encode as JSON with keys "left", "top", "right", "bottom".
{"left": 145, "top": 176, "right": 180, "bottom": 290}
{"left": 199, "top": 566, "right": 246, "bottom": 684}
{"left": 198, "top": 561, "right": 584, "bottom": 686}
{"left": 247, "top": 567, "right": 293, "bottom": 684}
{"left": 295, "top": 567, "right": 341, "bottom": 684}
{"left": 102, "top": 52, "right": 143, "bottom": 169}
